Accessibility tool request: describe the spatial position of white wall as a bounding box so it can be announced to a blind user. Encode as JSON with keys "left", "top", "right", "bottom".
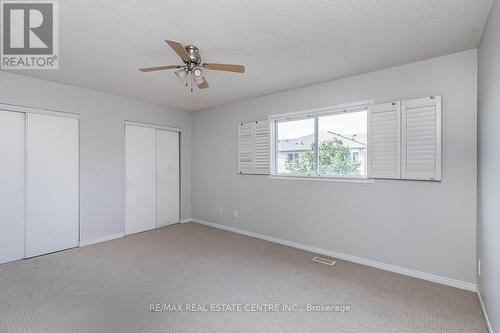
{"left": 191, "top": 50, "right": 477, "bottom": 285}
{"left": 478, "top": 0, "right": 500, "bottom": 329}
{"left": 0, "top": 71, "right": 191, "bottom": 244}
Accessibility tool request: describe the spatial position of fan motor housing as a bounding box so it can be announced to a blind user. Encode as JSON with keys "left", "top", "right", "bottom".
{"left": 185, "top": 45, "right": 201, "bottom": 65}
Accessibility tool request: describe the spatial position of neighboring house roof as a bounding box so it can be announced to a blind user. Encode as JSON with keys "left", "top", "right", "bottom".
{"left": 278, "top": 131, "right": 366, "bottom": 152}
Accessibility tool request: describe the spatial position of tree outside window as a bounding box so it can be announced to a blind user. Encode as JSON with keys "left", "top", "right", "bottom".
{"left": 285, "top": 139, "right": 361, "bottom": 176}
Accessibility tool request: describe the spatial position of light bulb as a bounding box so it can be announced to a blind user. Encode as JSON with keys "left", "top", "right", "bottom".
{"left": 192, "top": 67, "right": 203, "bottom": 78}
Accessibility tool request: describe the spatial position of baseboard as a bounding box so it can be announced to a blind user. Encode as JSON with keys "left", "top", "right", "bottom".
{"left": 478, "top": 289, "right": 494, "bottom": 333}
{"left": 80, "top": 220, "right": 194, "bottom": 246}
{"left": 190, "top": 218, "right": 477, "bottom": 292}
{"left": 79, "top": 232, "right": 124, "bottom": 247}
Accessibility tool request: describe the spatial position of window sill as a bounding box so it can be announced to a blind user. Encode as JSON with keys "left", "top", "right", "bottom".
{"left": 269, "top": 175, "right": 374, "bottom": 184}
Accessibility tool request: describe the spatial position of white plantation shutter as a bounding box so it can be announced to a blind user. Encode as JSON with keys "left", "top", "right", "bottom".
{"left": 401, "top": 96, "right": 441, "bottom": 181}
{"left": 253, "top": 120, "right": 270, "bottom": 174}
{"left": 238, "top": 122, "right": 253, "bottom": 174}
{"left": 238, "top": 120, "right": 270, "bottom": 175}
{"left": 369, "top": 102, "right": 401, "bottom": 179}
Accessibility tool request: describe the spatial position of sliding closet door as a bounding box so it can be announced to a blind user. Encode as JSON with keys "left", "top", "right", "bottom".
{"left": 125, "top": 125, "right": 156, "bottom": 235}
{"left": 156, "top": 130, "right": 179, "bottom": 227}
{"left": 25, "top": 114, "right": 79, "bottom": 258}
{"left": 0, "top": 111, "right": 25, "bottom": 264}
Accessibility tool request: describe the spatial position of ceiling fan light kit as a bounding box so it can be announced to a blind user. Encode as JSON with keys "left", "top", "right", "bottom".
{"left": 139, "top": 40, "right": 245, "bottom": 91}
{"left": 175, "top": 68, "right": 188, "bottom": 83}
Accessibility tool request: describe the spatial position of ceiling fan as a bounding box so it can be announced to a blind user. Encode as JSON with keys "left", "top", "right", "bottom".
{"left": 139, "top": 40, "right": 245, "bottom": 91}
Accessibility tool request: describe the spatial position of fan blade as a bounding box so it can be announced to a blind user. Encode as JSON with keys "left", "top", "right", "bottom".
{"left": 139, "top": 65, "right": 180, "bottom": 72}
{"left": 198, "top": 77, "right": 209, "bottom": 89}
{"left": 203, "top": 63, "right": 245, "bottom": 73}
{"left": 165, "top": 40, "right": 191, "bottom": 62}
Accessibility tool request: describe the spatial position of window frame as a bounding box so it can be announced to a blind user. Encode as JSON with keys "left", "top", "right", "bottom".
{"left": 269, "top": 100, "right": 373, "bottom": 181}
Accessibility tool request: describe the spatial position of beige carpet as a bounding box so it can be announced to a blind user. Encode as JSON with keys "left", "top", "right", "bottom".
{"left": 0, "top": 222, "right": 487, "bottom": 333}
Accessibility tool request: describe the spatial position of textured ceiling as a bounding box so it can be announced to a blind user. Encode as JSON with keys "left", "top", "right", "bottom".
{"left": 5, "top": 0, "right": 492, "bottom": 111}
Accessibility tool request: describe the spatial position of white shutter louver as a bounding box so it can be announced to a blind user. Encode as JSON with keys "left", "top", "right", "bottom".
{"left": 238, "top": 122, "right": 253, "bottom": 174}
{"left": 401, "top": 96, "right": 441, "bottom": 181}
{"left": 253, "top": 120, "right": 270, "bottom": 174}
{"left": 369, "top": 102, "right": 401, "bottom": 179}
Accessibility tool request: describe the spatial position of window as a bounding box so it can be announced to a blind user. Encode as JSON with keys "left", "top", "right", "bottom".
{"left": 272, "top": 104, "right": 368, "bottom": 179}
{"left": 318, "top": 111, "right": 367, "bottom": 177}
{"left": 237, "top": 96, "right": 440, "bottom": 181}
{"left": 276, "top": 118, "right": 315, "bottom": 176}
{"left": 287, "top": 153, "right": 299, "bottom": 162}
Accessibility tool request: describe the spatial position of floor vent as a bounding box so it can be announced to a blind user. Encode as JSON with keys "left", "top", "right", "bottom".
{"left": 312, "top": 256, "right": 336, "bottom": 266}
